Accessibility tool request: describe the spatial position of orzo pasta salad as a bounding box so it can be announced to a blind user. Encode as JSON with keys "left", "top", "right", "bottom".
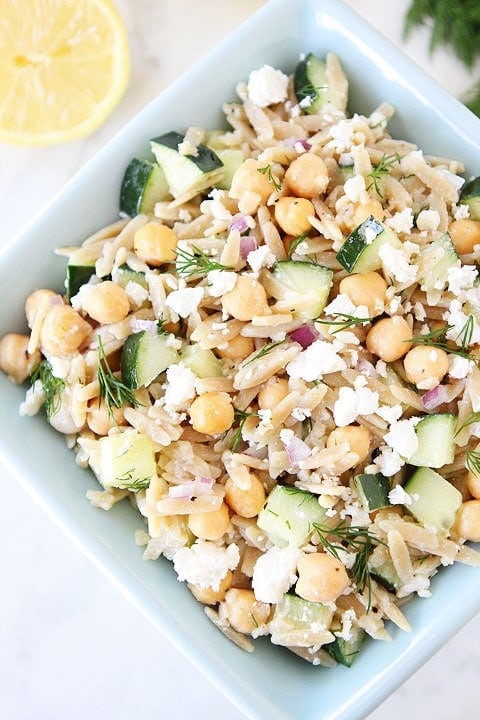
{"left": 3, "top": 52, "right": 480, "bottom": 667}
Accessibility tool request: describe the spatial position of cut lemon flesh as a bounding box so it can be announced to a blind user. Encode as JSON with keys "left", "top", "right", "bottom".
{"left": 0, "top": 0, "right": 130, "bottom": 145}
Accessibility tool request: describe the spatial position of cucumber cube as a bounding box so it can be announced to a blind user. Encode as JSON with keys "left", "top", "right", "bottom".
{"left": 257, "top": 485, "right": 328, "bottom": 547}
{"left": 98, "top": 429, "right": 157, "bottom": 490}
{"left": 336, "top": 216, "right": 402, "bottom": 273}
{"left": 326, "top": 627, "right": 365, "bottom": 667}
{"left": 409, "top": 413, "right": 456, "bottom": 468}
{"left": 270, "top": 594, "right": 334, "bottom": 647}
{"left": 354, "top": 472, "right": 391, "bottom": 512}
{"left": 404, "top": 467, "right": 462, "bottom": 533}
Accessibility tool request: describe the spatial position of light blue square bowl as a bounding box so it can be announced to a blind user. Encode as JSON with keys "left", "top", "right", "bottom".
{"left": 1, "top": 1, "right": 480, "bottom": 719}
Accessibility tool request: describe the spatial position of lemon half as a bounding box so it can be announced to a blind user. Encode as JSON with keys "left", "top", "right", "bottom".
{"left": 0, "top": 0, "right": 130, "bottom": 145}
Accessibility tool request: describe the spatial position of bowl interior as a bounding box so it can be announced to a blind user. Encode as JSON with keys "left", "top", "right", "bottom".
{"left": 1, "top": 1, "right": 480, "bottom": 720}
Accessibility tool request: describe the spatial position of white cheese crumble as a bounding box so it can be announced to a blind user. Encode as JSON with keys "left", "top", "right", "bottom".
{"left": 173, "top": 540, "right": 240, "bottom": 591}
{"left": 252, "top": 545, "right": 301, "bottom": 603}
{"left": 448, "top": 354, "right": 473, "bottom": 379}
{"left": 163, "top": 362, "right": 197, "bottom": 412}
{"left": 165, "top": 286, "right": 204, "bottom": 318}
{"left": 384, "top": 418, "right": 419, "bottom": 460}
{"left": 343, "top": 174, "right": 366, "bottom": 202}
{"left": 19, "top": 380, "right": 44, "bottom": 417}
{"left": 333, "top": 385, "right": 379, "bottom": 426}
{"left": 388, "top": 485, "right": 414, "bottom": 506}
{"left": 454, "top": 203, "right": 470, "bottom": 220}
{"left": 386, "top": 208, "right": 414, "bottom": 235}
{"left": 373, "top": 446, "right": 404, "bottom": 477}
{"left": 415, "top": 209, "right": 440, "bottom": 232}
{"left": 437, "top": 167, "right": 465, "bottom": 193}
{"left": 376, "top": 404, "right": 403, "bottom": 425}
{"left": 247, "top": 245, "right": 277, "bottom": 273}
{"left": 446, "top": 265, "right": 478, "bottom": 297}
{"left": 444, "top": 300, "right": 480, "bottom": 345}
{"left": 324, "top": 293, "right": 369, "bottom": 319}
{"left": 206, "top": 269, "right": 237, "bottom": 297}
{"left": 286, "top": 340, "right": 347, "bottom": 382}
{"left": 291, "top": 406, "right": 311, "bottom": 422}
{"left": 247, "top": 65, "right": 289, "bottom": 108}
{"left": 378, "top": 243, "right": 418, "bottom": 285}
{"left": 335, "top": 608, "right": 357, "bottom": 642}
{"left": 124, "top": 280, "right": 149, "bottom": 307}
{"left": 413, "top": 301, "right": 426, "bottom": 321}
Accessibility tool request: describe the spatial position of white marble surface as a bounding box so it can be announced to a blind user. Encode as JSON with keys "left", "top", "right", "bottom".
{"left": 1, "top": 1, "right": 479, "bottom": 719}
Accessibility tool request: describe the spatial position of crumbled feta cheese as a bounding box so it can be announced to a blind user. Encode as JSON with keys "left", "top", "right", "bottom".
{"left": 173, "top": 540, "right": 240, "bottom": 591}
{"left": 247, "top": 65, "right": 289, "bottom": 108}
{"left": 378, "top": 243, "right": 418, "bottom": 285}
{"left": 369, "top": 111, "right": 386, "bottom": 128}
{"left": 416, "top": 209, "right": 440, "bottom": 232}
{"left": 257, "top": 408, "right": 274, "bottom": 435}
{"left": 454, "top": 203, "right": 470, "bottom": 220}
{"left": 339, "top": 152, "right": 354, "bottom": 166}
{"left": 163, "top": 362, "right": 197, "bottom": 412}
{"left": 376, "top": 404, "right": 403, "bottom": 425}
{"left": 444, "top": 300, "right": 480, "bottom": 345}
{"left": 343, "top": 174, "right": 366, "bottom": 202}
{"left": 384, "top": 418, "right": 419, "bottom": 460}
{"left": 386, "top": 208, "right": 414, "bottom": 234}
{"left": 437, "top": 167, "right": 465, "bottom": 193}
{"left": 291, "top": 406, "right": 311, "bottom": 422}
{"left": 341, "top": 500, "right": 370, "bottom": 526}
{"left": 252, "top": 545, "right": 301, "bottom": 603}
{"left": 124, "top": 280, "right": 148, "bottom": 307}
{"left": 336, "top": 608, "right": 357, "bottom": 641}
{"left": 247, "top": 245, "right": 277, "bottom": 273}
{"left": 299, "top": 95, "right": 313, "bottom": 109}
{"left": 165, "top": 286, "right": 204, "bottom": 318}
{"left": 375, "top": 360, "right": 388, "bottom": 378}
{"left": 333, "top": 385, "right": 379, "bottom": 426}
{"left": 446, "top": 265, "right": 478, "bottom": 297}
{"left": 388, "top": 485, "right": 413, "bottom": 506}
{"left": 207, "top": 270, "right": 237, "bottom": 297}
{"left": 364, "top": 225, "right": 378, "bottom": 244}
{"left": 19, "top": 380, "right": 44, "bottom": 417}
{"left": 413, "top": 301, "right": 426, "bottom": 321}
{"left": 448, "top": 354, "right": 473, "bottom": 379}
{"left": 286, "top": 340, "right": 347, "bottom": 382}
{"left": 324, "top": 293, "right": 369, "bottom": 319}
{"left": 373, "top": 446, "right": 404, "bottom": 476}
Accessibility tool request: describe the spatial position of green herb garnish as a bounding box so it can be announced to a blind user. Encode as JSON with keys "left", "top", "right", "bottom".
{"left": 409, "top": 316, "right": 475, "bottom": 360}
{"left": 366, "top": 153, "right": 401, "bottom": 196}
{"left": 244, "top": 339, "right": 286, "bottom": 365}
{"left": 97, "top": 337, "right": 140, "bottom": 419}
{"left": 287, "top": 230, "right": 310, "bottom": 259}
{"left": 315, "top": 312, "right": 374, "bottom": 333}
{"left": 115, "top": 469, "right": 151, "bottom": 491}
{"left": 175, "top": 245, "right": 233, "bottom": 279}
{"left": 157, "top": 316, "right": 169, "bottom": 335}
{"left": 455, "top": 411, "right": 480, "bottom": 437}
{"left": 225, "top": 407, "right": 259, "bottom": 453}
{"left": 466, "top": 450, "right": 480, "bottom": 478}
{"left": 30, "top": 359, "right": 65, "bottom": 419}
{"left": 257, "top": 164, "right": 282, "bottom": 191}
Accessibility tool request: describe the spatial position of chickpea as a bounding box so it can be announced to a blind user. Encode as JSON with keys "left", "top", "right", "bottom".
{"left": 339, "top": 271, "right": 387, "bottom": 317}
{"left": 217, "top": 334, "right": 255, "bottom": 361}
{"left": 40, "top": 305, "right": 91, "bottom": 356}
{"left": 366, "top": 316, "right": 412, "bottom": 362}
{"left": 87, "top": 399, "right": 126, "bottom": 435}
{"left": 0, "top": 333, "right": 40, "bottom": 384}
{"left": 296, "top": 552, "right": 349, "bottom": 603}
{"left": 467, "top": 471, "right": 480, "bottom": 500}
{"left": 222, "top": 275, "right": 269, "bottom": 321}
{"left": 189, "top": 391, "right": 234, "bottom": 435}
{"left": 82, "top": 281, "right": 130, "bottom": 325}
{"left": 327, "top": 425, "right": 370, "bottom": 466}
{"left": 448, "top": 218, "right": 480, "bottom": 254}
{"left": 453, "top": 500, "right": 480, "bottom": 542}
{"left": 403, "top": 345, "right": 449, "bottom": 390}
{"left": 189, "top": 570, "right": 233, "bottom": 605}
{"left": 284, "top": 153, "right": 329, "bottom": 198}
{"left": 229, "top": 158, "right": 274, "bottom": 204}
{"left": 188, "top": 502, "right": 230, "bottom": 541}
{"left": 133, "top": 221, "right": 179, "bottom": 265}
{"left": 25, "top": 289, "right": 57, "bottom": 329}
{"left": 274, "top": 197, "right": 314, "bottom": 236}
{"left": 223, "top": 588, "right": 270, "bottom": 634}
{"left": 351, "top": 200, "right": 384, "bottom": 226}
{"left": 257, "top": 376, "right": 289, "bottom": 409}
{"left": 224, "top": 472, "right": 266, "bottom": 518}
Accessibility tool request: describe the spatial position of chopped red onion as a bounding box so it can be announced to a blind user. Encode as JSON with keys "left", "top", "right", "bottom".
{"left": 283, "top": 137, "right": 311, "bottom": 151}
{"left": 239, "top": 235, "right": 257, "bottom": 259}
{"left": 130, "top": 318, "right": 158, "bottom": 334}
{"left": 168, "top": 477, "right": 214, "bottom": 499}
{"left": 50, "top": 294, "right": 64, "bottom": 306}
{"left": 283, "top": 435, "right": 311, "bottom": 466}
{"left": 289, "top": 324, "right": 317, "bottom": 349}
{"left": 356, "top": 358, "right": 378, "bottom": 378}
{"left": 229, "top": 215, "right": 249, "bottom": 234}
{"left": 422, "top": 384, "right": 450, "bottom": 410}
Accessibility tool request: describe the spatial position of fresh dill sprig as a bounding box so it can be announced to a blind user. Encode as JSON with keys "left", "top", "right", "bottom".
{"left": 457, "top": 314, "right": 474, "bottom": 352}
{"left": 312, "top": 522, "right": 384, "bottom": 608}
{"left": 157, "top": 315, "right": 169, "bottom": 335}
{"left": 466, "top": 450, "right": 480, "bottom": 478}
{"left": 287, "top": 230, "right": 310, "bottom": 259}
{"left": 409, "top": 317, "right": 475, "bottom": 360}
{"left": 175, "top": 245, "right": 233, "bottom": 279}
{"left": 225, "top": 407, "right": 259, "bottom": 453}
{"left": 244, "top": 339, "right": 286, "bottom": 366}
{"left": 366, "top": 153, "right": 401, "bottom": 196}
{"left": 455, "top": 411, "right": 480, "bottom": 437}
{"left": 314, "top": 312, "right": 374, "bottom": 333}
{"left": 257, "top": 164, "right": 282, "bottom": 191}
{"left": 97, "top": 337, "right": 140, "bottom": 418}
{"left": 115, "top": 470, "right": 151, "bottom": 491}
{"left": 30, "top": 359, "right": 65, "bottom": 419}
{"left": 249, "top": 612, "right": 259, "bottom": 629}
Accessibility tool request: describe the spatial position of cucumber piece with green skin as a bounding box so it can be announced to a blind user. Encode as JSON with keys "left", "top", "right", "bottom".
{"left": 121, "top": 330, "right": 179, "bottom": 389}
{"left": 408, "top": 413, "right": 456, "bottom": 468}
{"left": 269, "top": 260, "right": 333, "bottom": 320}
{"left": 416, "top": 232, "right": 459, "bottom": 292}
{"left": 257, "top": 485, "right": 328, "bottom": 547}
{"left": 339, "top": 164, "right": 354, "bottom": 181}
{"left": 180, "top": 344, "right": 223, "bottom": 378}
{"left": 293, "top": 53, "right": 332, "bottom": 115}
{"left": 354, "top": 472, "right": 391, "bottom": 512}
{"left": 460, "top": 176, "right": 480, "bottom": 220}
{"left": 326, "top": 627, "right": 365, "bottom": 667}
{"left": 112, "top": 264, "right": 148, "bottom": 290}
{"left": 66, "top": 247, "right": 97, "bottom": 299}
{"left": 269, "top": 593, "right": 334, "bottom": 648}
{"left": 214, "top": 148, "right": 245, "bottom": 190}
{"left": 404, "top": 466, "right": 462, "bottom": 533}
{"left": 97, "top": 429, "right": 157, "bottom": 490}
{"left": 119, "top": 158, "right": 169, "bottom": 217}
{"left": 368, "top": 544, "right": 401, "bottom": 593}
{"left": 336, "top": 216, "right": 403, "bottom": 273}
{"left": 150, "top": 131, "right": 224, "bottom": 204}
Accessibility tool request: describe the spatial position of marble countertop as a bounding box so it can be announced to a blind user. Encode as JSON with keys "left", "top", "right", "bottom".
{"left": 1, "top": 2, "right": 479, "bottom": 719}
